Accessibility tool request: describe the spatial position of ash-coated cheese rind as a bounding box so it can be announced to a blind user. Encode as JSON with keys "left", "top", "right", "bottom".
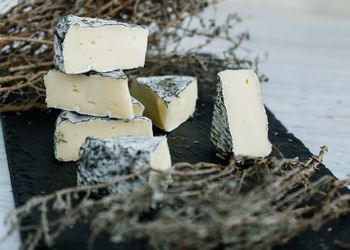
{"left": 77, "top": 136, "right": 171, "bottom": 195}
{"left": 136, "top": 76, "right": 195, "bottom": 104}
{"left": 54, "top": 14, "right": 149, "bottom": 74}
{"left": 131, "top": 76, "right": 198, "bottom": 132}
{"left": 211, "top": 69, "right": 272, "bottom": 158}
{"left": 84, "top": 70, "right": 127, "bottom": 79}
{"left": 54, "top": 111, "right": 153, "bottom": 162}
{"left": 211, "top": 79, "right": 233, "bottom": 158}
{"left": 44, "top": 69, "right": 133, "bottom": 119}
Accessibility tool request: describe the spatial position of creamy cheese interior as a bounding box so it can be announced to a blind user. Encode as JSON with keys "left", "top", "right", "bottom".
{"left": 131, "top": 79, "right": 198, "bottom": 132}
{"left": 132, "top": 97, "right": 145, "bottom": 116}
{"left": 150, "top": 139, "right": 172, "bottom": 171}
{"left": 45, "top": 70, "right": 133, "bottom": 119}
{"left": 165, "top": 81, "right": 197, "bottom": 131}
{"left": 149, "top": 138, "right": 172, "bottom": 186}
{"left": 63, "top": 25, "right": 148, "bottom": 73}
{"left": 219, "top": 69, "right": 271, "bottom": 157}
{"left": 55, "top": 117, "right": 153, "bottom": 161}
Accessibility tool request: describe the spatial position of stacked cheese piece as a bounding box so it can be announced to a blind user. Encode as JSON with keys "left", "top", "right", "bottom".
{"left": 45, "top": 15, "right": 153, "bottom": 162}
{"left": 44, "top": 15, "right": 198, "bottom": 193}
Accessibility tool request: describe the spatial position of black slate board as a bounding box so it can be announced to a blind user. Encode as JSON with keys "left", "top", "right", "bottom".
{"left": 1, "top": 81, "right": 349, "bottom": 249}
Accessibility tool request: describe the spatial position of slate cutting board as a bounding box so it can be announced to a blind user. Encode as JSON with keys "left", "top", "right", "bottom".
{"left": 1, "top": 79, "right": 349, "bottom": 250}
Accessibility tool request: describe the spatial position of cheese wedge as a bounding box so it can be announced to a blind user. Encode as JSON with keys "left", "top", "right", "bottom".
{"left": 54, "top": 111, "right": 153, "bottom": 161}
{"left": 131, "top": 76, "right": 198, "bottom": 132}
{"left": 44, "top": 69, "right": 133, "bottom": 119}
{"left": 54, "top": 15, "right": 149, "bottom": 74}
{"left": 132, "top": 97, "right": 145, "bottom": 116}
{"left": 77, "top": 136, "right": 171, "bottom": 195}
{"left": 211, "top": 69, "right": 271, "bottom": 158}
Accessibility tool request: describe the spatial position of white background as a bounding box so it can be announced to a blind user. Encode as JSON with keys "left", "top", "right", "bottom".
{"left": 1, "top": 0, "right": 350, "bottom": 248}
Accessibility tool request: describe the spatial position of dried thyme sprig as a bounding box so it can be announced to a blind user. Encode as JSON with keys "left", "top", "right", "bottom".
{"left": 0, "top": 0, "right": 262, "bottom": 112}
{"left": 4, "top": 146, "right": 350, "bottom": 250}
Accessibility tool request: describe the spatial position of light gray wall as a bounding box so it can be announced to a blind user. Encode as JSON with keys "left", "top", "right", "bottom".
{"left": 228, "top": 0, "right": 350, "bottom": 16}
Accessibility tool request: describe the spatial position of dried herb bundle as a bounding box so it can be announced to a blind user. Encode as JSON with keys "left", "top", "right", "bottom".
{"left": 0, "top": 0, "right": 263, "bottom": 112}
{"left": 3, "top": 2, "right": 349, "bottom": 250}
{"left": 5, "top": 147, "right": 350, "bottom": 250}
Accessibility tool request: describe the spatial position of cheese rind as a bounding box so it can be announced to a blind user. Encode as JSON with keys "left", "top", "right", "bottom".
{"left": 77, "top": 136, "right": 171, "bottom": 195}
{"left": 132, "top": 97, "right": 145, "bottom": 116}
{"left": 211, "top": 69, "right": 272, "bottom": 158}
{"left": 54, "top": 14, "right": 149, "bottom": 74}
{"left": 54, "top": 111, "right": 153, "bottom": 161}
{"left": 44, "top": 69, "right": 133, "bottom": 119}
{"left": 131, "top": 76, "right": 198, "bottom": 132}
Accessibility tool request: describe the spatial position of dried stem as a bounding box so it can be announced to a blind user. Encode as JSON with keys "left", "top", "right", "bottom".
{"left": 5, "top": 147, "right": 350, "bottom": 250}
{"left": 0, "top": 36, "right": 53, "bottom": 45}
{"left": 0, "top": 0, "right": 263, "bottom": 112}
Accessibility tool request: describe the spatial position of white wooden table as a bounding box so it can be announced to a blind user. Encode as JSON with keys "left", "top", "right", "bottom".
{"left": 1, "top": 0, "right": 349, "bottom": 248}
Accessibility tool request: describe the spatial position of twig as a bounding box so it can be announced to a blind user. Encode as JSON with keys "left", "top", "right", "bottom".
{"left": 335, "top": 240, "right": 350, "bottom": 250}
{"left": 0, "top": 36, "right": 53, "bottom": 45}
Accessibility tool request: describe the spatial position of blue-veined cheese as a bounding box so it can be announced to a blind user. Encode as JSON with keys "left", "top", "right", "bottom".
{"left": 131, "top": 76, "right": 198, "bottom": 132}
{"left": 44, "top": 69, "right": 133, "bottom": 119}
{"left": 54, "top": 15, "right": 149, "bottom": 74}
{"left": 211, "top": 69, "right": 272, "bottom": 158}
{"left": 77, "top": 136, "right": 171, "bottom": 195}
{"left": 54, "top": 111, "right": 153, "bottom": 161}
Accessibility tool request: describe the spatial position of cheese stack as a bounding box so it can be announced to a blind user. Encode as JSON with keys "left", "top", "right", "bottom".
{"left": 45, "top": 15, "right": 153, "bottom": 162}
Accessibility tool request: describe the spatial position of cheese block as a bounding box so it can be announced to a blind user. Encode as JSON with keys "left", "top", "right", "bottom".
{"left": 132, "top": 97, "right": 145, "bottom": 116}
{"left": 54, "top": 15, "right": 149, "bottom": 74}
{"left": 54, "top": 111, "right": 153, "bottom": 161}
{"left": 211, "top": 69, "right": 272, "bottom": 159}
{"left": 77, "top": 136, "right": 171, "bottom": 195}
{"left": 131, "top": 76, "right": 198, "bottom": 132}
{"left": 44, "top": 69, "right": 134, "bottom": 119}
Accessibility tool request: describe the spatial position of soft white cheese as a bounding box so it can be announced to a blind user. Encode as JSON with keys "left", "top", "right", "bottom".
{"left": 44, "top": 69, "right": 134, "bottom": 119}
{"left": 54, "top": 111, "right": 153, "bottom": 161}
{"left": 131, "top": 76, "right": 198, "bottom": 132}
{"left": 211, "top": 69, "right": 272, "bottom": 158}
{"left": 54, "top": 15, "right": 149, "bottom": 74}
{"left": 132, "top": 97, "right": 145, "bottom": 116}
{"left": 77, "top": 136, "right": 172, "bottom": 195}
